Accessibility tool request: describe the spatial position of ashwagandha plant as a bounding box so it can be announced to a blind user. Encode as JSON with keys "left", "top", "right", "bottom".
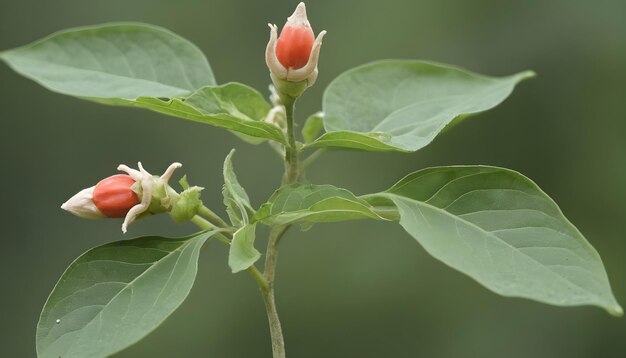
{"left": 1, "top": 3, "right": 621, "bottom": 358}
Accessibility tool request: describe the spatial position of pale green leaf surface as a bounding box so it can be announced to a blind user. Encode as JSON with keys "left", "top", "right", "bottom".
{"left": 377, "top": 166, "right": 621, "bottom": 315}
{"left": 36, "top": 231, "right": 217, "bottom": 358}
{"left": 229, "top": 224, "right": 260, "bottom": 273}
{"left": 222, "top": 149, "right": 253, "bottom": 227}
{"left": 0, "top": 23, "right": 215, "bottom": 101}
{"left": 309, "top": 60, "right": 534, "bottom": 152}
{"left": 255, "top": 184, "right": 385, "bottom": 225}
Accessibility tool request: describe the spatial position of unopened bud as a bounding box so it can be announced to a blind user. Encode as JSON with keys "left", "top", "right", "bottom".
{"left": 92, "top": 174, "right": 140, "bottom": 218}
{"left": 61, "top": 162, "right": 183, "bottom": 233}
{"left": 266, "top": 2, "right": 326, "bottom": 96}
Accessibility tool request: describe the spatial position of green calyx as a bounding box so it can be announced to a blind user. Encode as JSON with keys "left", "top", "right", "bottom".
{"left": 169, "top": 186, "right": 204, "bottom": 223}
{"left": 271, "top": 73, "right": 310, "bottom": 100}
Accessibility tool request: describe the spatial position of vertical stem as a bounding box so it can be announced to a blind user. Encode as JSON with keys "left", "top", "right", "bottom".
{"left": 262, "top": 95, "right": 299, "bottom": 358}
{"left": 261, "top": 225, "right": 289, "bottom": 358}
{"left": 283, "top": 96, "right": 300, "bottom": 185}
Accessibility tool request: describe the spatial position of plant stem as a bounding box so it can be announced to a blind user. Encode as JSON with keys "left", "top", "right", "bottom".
{"left": 260, "top": 94, "right": 300, "bottom": 358}
{"left": 261, "top": 225, "right": 290, "bottom": 358}
{"left": 198, "top": 204, "right": 231, "bottom": 229}
{"left": 194, "top": 94, "right": 300, "bottom": 358}
{"left": 282, "top": 96, "right": 300, "bottom": 185}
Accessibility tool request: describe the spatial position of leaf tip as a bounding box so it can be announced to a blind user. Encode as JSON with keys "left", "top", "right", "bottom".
{"left": 519, "top": 70, "right": 537, "bottom": 81}
{"left": 608, "top": 304, "right": 623, "bottom": 317}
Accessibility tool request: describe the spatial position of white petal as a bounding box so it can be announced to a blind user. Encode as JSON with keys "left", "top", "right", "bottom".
{"left": 61, "top": 186, "right": 105, "bottom": 219}
{"left": 287, "top": 2, "right": 311, "bottom": 28}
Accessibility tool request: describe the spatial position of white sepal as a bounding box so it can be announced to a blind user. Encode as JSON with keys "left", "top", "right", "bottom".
{"left": 117, "top": 162, "right": 182, "bottom": 233}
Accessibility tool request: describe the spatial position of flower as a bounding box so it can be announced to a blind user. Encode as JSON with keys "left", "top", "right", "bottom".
{"left": 61, "top": 162, "right": 182, "bottom": 233}
{"left": 265, "top": 2, "right": 326, "bottom": 87}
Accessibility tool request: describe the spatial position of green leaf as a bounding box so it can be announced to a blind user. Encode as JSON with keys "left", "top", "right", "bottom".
{"left": 36, "top": 231, "right": 217, "bottom": 358}
{"left": 132, "top": 83, "right": 285, "bottom": 144}
{"left": 308, "top": 60, "right": 534, "bottom": 152}
{"left": 229, "top": 223, "right": 260, "bottom": 273}
{"left": 0, "top": 23, "right": 215, "bottom": 101}
{"left": 301, "top": 111, "right": 324, "bottom": 144}
{"left": 222, "top": 149, "right": 254, "bottom": 227}
{"left": 255, "top": 184, "right": 385, "bottom": 226}
{"left": 375, "top": 166, "right": 622, "bottom": 315}
{"left": 0, "top": 23, "right": 285, "bottom": 144}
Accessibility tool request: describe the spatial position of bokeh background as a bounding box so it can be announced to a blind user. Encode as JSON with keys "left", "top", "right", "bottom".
{"left": 1, "top": 0, "right": 625, "bottom": 357}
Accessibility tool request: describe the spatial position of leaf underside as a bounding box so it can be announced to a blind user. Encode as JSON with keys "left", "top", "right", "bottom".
{"left": 374, "top": 166, "right": 621, "bottom": 315}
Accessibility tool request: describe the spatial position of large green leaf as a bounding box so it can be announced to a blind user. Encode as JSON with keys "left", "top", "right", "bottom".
{"left": 0, "top": 23, "right": 215, "bottom": 101}
{"left": 36, "top": 231, "right": 217, "bottom": 358}
{"left": 222, "top": 149, "right": 254, "bottom": 227}
{"left": 255, "top": 184, "right": 385, "bottom": 226}
{"left": 373, "top": 166, "right": 622, "bottom": 315}
{"left": 133, "top": 84, "right": 285, "bottom": 144}
{"left": 0, "top": 23, "right": 285, "bottom": 144}
{"left": 308, "top": 60, "right": 534, "bottom": 152}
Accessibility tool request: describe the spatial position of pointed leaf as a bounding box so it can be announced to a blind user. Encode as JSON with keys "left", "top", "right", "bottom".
{"left": 221, "top": 149, "right": 254, "bottom": 227}
{"left": 376, "top": 166, "right": 621, "bottom": 315}
{"left": 0, "top": 23, "right": 215, "bottom": 101}
{"left": 36, "top": 231, "right": 217, "bottom": 358}
{"left": 229, "top": 224, "right": 260, "bottom": 273}
{"left": 0, "top": 24, "right": 285, "bottom": 144}
{"left": 309, "top": 60, "right": 534, "bottom": 152}
{"left": 256, "top": 184, "right": 385, "bottom": 225}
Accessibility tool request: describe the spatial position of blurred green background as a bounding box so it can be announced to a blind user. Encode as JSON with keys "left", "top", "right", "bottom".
{"left": 1, "top": 0, "right": 625, "bottom": 357}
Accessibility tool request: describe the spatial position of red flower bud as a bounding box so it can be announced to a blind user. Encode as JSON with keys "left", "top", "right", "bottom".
{"left": 275, "top": 15, "right": 315, "bottom": 69}
{"left": 62, "top": 162, "right": 183, "bottom": 233}
{"left": 266, "top": 2, "right": 326, "bottom": 86}
{"left": 93, "top": 174, "right": 140, "bottom": 218}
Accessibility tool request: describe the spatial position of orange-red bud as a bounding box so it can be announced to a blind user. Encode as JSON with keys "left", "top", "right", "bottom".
{"left": 61, "top": 162, "right": 183, "bottom": 233}
{"left": 93, "top": 174, "right": 140, "bottom": 218}
{"left": 265, "top": 2, "right": 326, "bottom": 88}
{"left": 276, "top": 22, "right": 315, "bottom": 69}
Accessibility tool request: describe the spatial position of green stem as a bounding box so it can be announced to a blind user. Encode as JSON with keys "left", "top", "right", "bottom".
{"left": 193, "top": 93, "right": 300, "bottom": 358}
{"left": 261, "top": 95, "right": 300, "bottom": 358}
{"left": 282, "top": 96, "right": 300, "bottom": 185}
{"left": 261, "top": 225, "right": 290, "bottom": 358}
{"left": 198, "top": 204, "right": 231, "bottom": 229}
